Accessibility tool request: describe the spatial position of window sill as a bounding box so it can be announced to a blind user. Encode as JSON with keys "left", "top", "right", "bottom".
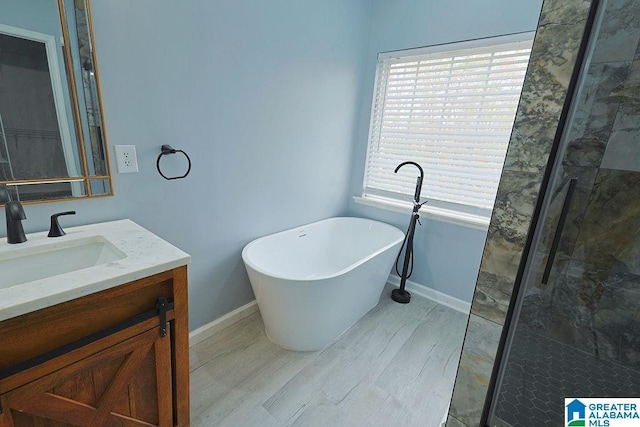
{"left": 353, "top": 195, "right": 490, "bottom": 230}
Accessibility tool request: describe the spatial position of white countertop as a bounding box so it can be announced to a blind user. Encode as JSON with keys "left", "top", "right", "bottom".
{"left": 0, "top": 219, "right": 190, "bottom": 322}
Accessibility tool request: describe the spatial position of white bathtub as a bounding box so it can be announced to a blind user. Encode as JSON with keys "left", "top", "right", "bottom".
{"left": 242, "top": 217, "right": 404, "bottom": 351}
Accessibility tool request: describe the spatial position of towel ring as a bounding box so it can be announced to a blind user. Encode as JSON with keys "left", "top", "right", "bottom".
{"left": 156, "top": 145, "right": 191, "bottom": 180}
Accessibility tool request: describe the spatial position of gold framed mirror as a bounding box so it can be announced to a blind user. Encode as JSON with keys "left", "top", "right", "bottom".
{"left": 0, "top": 0, "right": 112, "bottom": 204}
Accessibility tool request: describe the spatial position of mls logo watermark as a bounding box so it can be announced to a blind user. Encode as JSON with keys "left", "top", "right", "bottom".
{"left": 565, "top": 398, "right": 640, "bottom": 427}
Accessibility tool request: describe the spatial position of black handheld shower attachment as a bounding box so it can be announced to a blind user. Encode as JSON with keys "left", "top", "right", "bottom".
{"left": 391, "top": 161, "right": 426, "bottom": 304}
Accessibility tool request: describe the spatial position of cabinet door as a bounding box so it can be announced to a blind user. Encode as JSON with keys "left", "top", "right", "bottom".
{"left": 0, "top": 326, "right": 173, "bottom": 427}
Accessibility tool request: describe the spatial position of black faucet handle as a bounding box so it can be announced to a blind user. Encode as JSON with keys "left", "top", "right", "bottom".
{"left": 48, "top": 211, "right": 76, "bottom": 238}
{"left": 5, "top": 200, "right": 27, "bottom": 244}
{"left": 6, "top": 201, "right": 26, "bottom": 220}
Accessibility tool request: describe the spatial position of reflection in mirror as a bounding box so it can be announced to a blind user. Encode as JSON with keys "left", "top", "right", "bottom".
{"left": 0, "top": 0, "right": 112, "bottom": 203}
{"left": 63, "top": 0, "right": 108, "bottom": 178}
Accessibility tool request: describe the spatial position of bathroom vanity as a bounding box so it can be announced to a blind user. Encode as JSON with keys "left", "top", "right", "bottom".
{"left": 0, "top": 220, "right": 190, "bottom": 426}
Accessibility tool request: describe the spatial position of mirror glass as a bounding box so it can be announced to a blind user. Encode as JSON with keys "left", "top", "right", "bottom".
{"left": 0, "top": 0, "right": 112, "bottom": 203}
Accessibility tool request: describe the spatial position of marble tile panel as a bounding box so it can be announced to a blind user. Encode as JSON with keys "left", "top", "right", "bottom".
{"left": 573, "top": 169, "right": 640, "bottom": 274}
{"left": 544, "top": 260, "right": 640, "bottom": 370}
{"left": 537, "top": 0, "right": 591, "bottom": 26}
{"left": 471, "top": 171, "right": 539, "bottom": 324}
{"left": 503, "top": 1, "right": 591, "bottom": 175}
{"left": 542, "top": 170, "right": 640, "bottom": 369}
{"left": 596, "top": 283, "right": 640, "bottom": 369}
{"left": 471, "top": 271, "right": 516, "bottom": 326}
{"left": 608, "top": 58, "right": 640, "bottom": 107}
{"left": 501, "top": 127, "right": 552, "bottom": 177}
{"left": 449, "top": 315, "right": 502, "bottom": 426}
{"left": 482, "top": 171, "right": 540, "bottom": 269}
{"left": 564, "top": 62, "right": 631, "bottom": 166}
{"left": 620, "top": 318, "right": 640, "bottom": 368}
{"left": 445, "top": 415, "right": 466, "bottom": 427}
{"left": 562, "top": 132, "right": 608, "bottom": 169}
{"left": 601, "top": 130, "right": 640, "bottom": 172}
{"left": 516, "top": 285, "right": 554, "bottom": 333}
{"left": 591, "top": 0, "right": 640, "bottom": 64}
{"left": 546, "top": 265, "right": 616, "bottom": 359}
{"left": 601, "top": 73, "right": 640, "bottom": 172}
{"left": 606, "top": 60, "right": 640, "bottom": 176}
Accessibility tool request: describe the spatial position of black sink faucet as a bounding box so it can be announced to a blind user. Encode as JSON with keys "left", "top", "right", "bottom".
{"left": 48, "top": 211, "right": 76, "bottom": 237}
{"left": 0, "top": 186, "right": 27, "bottom": 244}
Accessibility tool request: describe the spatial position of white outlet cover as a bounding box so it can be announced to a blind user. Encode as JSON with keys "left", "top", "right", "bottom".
{"left": 114, "top": 145, "right": 139, "bottom": 173}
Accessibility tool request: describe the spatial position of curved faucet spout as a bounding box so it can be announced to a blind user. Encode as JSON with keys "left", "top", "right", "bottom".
{"left": 394, "top": 161, "right": 424, "bottom": 179}
{"left": 394, "top": 161, "right": 424, "bottom": 204}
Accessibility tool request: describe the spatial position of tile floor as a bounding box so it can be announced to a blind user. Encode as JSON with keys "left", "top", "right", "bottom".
{"left": 492, "top": 327, "right": 640, "bottom": 426}
{"left": 190, "top": 287, "right": 467, "bottom": 426}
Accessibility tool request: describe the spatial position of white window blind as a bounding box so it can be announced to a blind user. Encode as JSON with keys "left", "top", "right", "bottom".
{"left": 363, "top": 34, "right": 533, "bottom": 219}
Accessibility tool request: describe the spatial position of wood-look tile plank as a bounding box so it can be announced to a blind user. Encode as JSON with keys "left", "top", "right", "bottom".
{"left": 375, "top": 305, "right": 467, "bottom": 419}
{"left": 331, "top": 381, "right": 391, "bottom": 426}
{"left": 192, "top": 349, "right": 314, "bottom": 425}
{"left": 289, "top": 394, "right": 347, "bottom": 427}
{"left": 190, "top": 313, "right": 315, "bottom": 424}
{"left": 208, "top": 404, "right": 282, "bottom": 427}
{"left": 190, "top": 289, "right": 467, "bottom": 427}
{"left": 264, "top": 292, "right": 439, "bottom": 424}
{"left": 190, "top": 313, "right": 265, "bottom": 372}
{"left": 367, "top": 393, "right": 420, "bottom": 427}
{"left": 190, "top": 370, "right": 231, "bottom": 421}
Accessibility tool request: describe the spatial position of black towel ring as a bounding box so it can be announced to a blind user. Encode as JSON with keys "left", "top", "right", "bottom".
{"left": 156, "top": 145, "right": 191, "bottom": 180}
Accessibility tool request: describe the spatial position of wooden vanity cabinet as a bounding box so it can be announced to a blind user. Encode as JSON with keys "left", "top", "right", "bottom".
{"left": 0, "top": 266, "right": 189, "bottom": 427}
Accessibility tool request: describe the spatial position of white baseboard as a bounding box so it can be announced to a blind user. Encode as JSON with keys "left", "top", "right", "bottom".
{"left": 189, "top": 300, "right": 259, "bottom": 347}
{"left": 387, "top": 274, "right": 471, "bottom": 314}
{"left": 189, "top": 277, "right": 469, "bottom": 347}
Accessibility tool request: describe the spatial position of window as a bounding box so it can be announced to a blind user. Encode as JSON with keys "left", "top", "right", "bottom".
{"left": 361, "top": 33, "right": 533, "bottom": 223}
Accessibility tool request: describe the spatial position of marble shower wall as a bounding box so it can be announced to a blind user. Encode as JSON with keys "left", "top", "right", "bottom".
{"left": 517, "top": 0, "right": 640, "bottom": 369}
{"left": 447, "top": 0, "right": 593, "bottom": 425}
{"left": 550, "top": 170, "right": 640, "bottom": 367}
{"left": 448, "top": 0, "right": 640, "bottom": 424}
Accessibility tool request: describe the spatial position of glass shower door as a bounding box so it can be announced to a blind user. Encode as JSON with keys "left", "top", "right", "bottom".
{"left": 487, "top": 0, "right": 640, "bottom": 425}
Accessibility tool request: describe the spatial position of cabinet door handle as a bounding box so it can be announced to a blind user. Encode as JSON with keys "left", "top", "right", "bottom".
{"left": 156, "top": 297, "right": 170, "bottom": 337}
{"left": 541, "top": 178, "right": 578, "bottom": 285}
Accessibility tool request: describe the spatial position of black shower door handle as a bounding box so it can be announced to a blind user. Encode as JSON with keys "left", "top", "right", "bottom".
{"left": 541, "top": 178, "right": 578, "bottom": 285}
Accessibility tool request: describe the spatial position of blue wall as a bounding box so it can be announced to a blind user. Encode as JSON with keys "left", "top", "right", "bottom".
{"left": 347, "top": 0, "right": 543, "bottom": 302}
{"left": 3, "top": 0, "right": 370, "bottom": 330}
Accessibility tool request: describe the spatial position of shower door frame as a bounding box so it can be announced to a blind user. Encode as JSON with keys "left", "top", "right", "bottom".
{"left": 479, "top": 0, "right": 603, "bottom": 424}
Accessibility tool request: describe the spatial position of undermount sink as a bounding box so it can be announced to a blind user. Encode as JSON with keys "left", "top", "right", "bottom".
{"left": 0, "top": 235, "right": 126, "bottom": 289}
{"left": 0, "top": 219, "right": 190, "bottom": 323}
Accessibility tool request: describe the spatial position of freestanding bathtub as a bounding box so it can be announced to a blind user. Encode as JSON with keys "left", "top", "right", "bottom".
{"left": 242, "top": 217, "right": 404, "bottom": 351}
